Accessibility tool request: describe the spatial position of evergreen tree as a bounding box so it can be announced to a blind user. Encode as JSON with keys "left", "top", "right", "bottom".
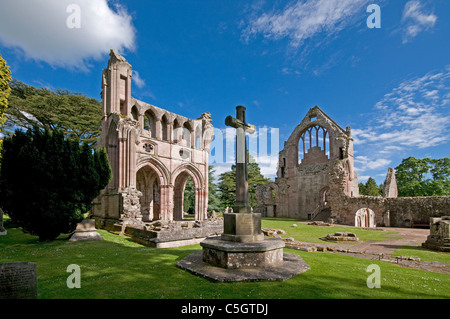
{"left": 217, "top": 154, "right": 272, "bottom": 209}
{"left": 359, "top": 177, "right": 382, "bottom": 196}
{"left": 0, "top": 127, "right": 111, "bottom": 241}
{"left": 183, "top": 177, "right": 195, "bottom": 215}
{"left": 207, "top": 165, "right": 222, "bottom": 212}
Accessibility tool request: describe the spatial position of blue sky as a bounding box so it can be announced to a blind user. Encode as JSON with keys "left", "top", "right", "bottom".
{"left": 0, "top": 0, "right": 449, "bottom": 183}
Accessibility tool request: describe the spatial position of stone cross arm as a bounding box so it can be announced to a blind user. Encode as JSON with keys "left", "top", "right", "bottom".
{"left": 225, "top": 106, "right": 256, "bottom": 134}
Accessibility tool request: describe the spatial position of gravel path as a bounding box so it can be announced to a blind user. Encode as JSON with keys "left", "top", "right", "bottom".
{"left": 282, "top": 225, "right": 450, "bottom": 274}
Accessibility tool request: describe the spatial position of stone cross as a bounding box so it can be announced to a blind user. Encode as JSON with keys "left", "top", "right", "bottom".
{"left": 225, "top": 105, "right": 256, "bottom": 214}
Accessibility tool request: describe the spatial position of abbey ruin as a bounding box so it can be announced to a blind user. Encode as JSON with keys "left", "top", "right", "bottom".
{"left": 92, "top": 50, "right": 214, "bottom": 227}
{"left": 92, "top": 50, "right": 449, "bottom": 237}
{"left": 255, "top": 106, "right": 450, "bottom": 228}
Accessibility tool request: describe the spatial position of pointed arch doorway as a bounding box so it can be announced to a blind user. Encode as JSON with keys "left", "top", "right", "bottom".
{"left": 136, "top": 166, "right": 161, "bottom": 222}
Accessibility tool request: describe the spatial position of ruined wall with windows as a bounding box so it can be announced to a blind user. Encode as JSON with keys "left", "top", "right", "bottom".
{"left": 256, "top": 106, "right": 450, "bottom": 228}
{"left": 92, "top": 50, "right": 214, "bottom": 225}
{"left": 256, "top": 106, "right": 359, "bottom": 221}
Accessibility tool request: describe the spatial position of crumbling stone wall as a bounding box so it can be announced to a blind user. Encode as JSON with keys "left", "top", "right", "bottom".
{"left": 256, "top": 106, "right": 450, "bottom": 228}
{"left": 386, "top": 196, "right": 450, "bottom": 227}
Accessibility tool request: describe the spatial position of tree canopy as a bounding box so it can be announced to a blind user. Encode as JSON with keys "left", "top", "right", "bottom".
{"left": 3, "top": 79, "right": 102, "bottom": 146}
{"left": 182, "top": 165, "right": 222, "bottom": 215}
{"left": 217, "top": 155, "right": 272, "bottom": 210}
{"left": 359, "top": 177, "right": 382, "bottom": 196}
{"left": 0, "top": 127, "right": 111, "bottom": 241}
{"left": 0, "top": 54, "right": 12, "bottom": 161}
{"left": 395, "top": 157, "right": 450, "bottom": 197}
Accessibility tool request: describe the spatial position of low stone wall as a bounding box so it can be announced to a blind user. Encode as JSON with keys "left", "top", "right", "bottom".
{"left": 329, "top": 194, "right": 450, "bottom": 228}
{"left": 92, "top": 216, "right": 224, "bottom": 248}
{"left": 386, "top": 197, "right": 450, "bottom": 227}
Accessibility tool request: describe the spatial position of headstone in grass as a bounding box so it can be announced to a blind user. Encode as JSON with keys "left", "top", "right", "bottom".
{"left": 0, "top": 262, "right": 37, "bottom": 299}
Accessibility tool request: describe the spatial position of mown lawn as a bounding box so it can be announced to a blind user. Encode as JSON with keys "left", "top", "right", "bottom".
{"left": 0, "top": 218, "right": 449, "bottom": 299}
{"left": 262, "top": 218, "right": 401, "bottom": 243}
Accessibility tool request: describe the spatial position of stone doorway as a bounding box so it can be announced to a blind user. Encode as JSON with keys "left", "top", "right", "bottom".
{"left": 173, "top": 171, "right": 199, "bottom": 221}
{"left": 136, "top": 166, "right": 161, "bottom": 222}
{"left": 355, "top": 208, "right": 375, "bottom": 228}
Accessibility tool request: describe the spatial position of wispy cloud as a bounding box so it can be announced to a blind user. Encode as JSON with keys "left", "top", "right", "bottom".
{"left": 401, "top": 0, "right": 437, "bottom": 43}
{"left": 241, "top": 0, "right": 369, "bottom": 48}
{"left": 352, "top": 66, "right": 450, "bottom": 176}
{"left": 132, "top": 70, "right": 146, "bottom": 89}
{"left": 354, "top": 156, "right": 391, "bottom": 172}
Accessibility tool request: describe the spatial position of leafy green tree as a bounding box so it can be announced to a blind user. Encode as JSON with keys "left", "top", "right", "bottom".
{"left": 182, "top": 166, "right": 223, "bottom": 216}
{"left": 218, "top": 154, "right": 272, "bottom": 209}
{"left": 183, "top": 177, "right": 195, "bottom": 215}
{"left": 0, "top": 127, "right": 111, "bottom": 241}
{"left": 0, "top": 54, "right": 11, "bottom": 161}
{"left": 359, "top": 177, "right": 382, "bottom": 196}
{"left": 395, "top": 157, "right": 450, "bottom": 197}
{"left": 3, "top": 79, "right": 102, "bottom": 145}
{"left": 207, "top": 165, "right": 222, "bottom": 212}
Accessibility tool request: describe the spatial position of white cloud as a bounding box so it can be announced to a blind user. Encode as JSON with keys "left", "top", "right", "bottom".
{"left": 354, "top": 67, "right": 450, "bottom": 151}
{"left": 241, "top": 0, "right": 369, "bottom": 48}
{"left": 354, "top": 156, "right": 391, "bottom": 172}
{"left": 0, "top": 0, "right": 136, "bottom": 69}
{"left": 351, "top": 66, "right": 450, "bottom": 181}
{"left": 132, "top": 71, "right": 146, "bottom": 89}
{"left": 401, "top": 1, "right": 437, "bottom": 43}
{"left": 253, "top": 154, "right": 278, "bottom": 180}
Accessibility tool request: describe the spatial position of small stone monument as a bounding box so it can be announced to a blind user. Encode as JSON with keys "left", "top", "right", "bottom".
{"left": 0, "top": 208, "right": 7, "bottom": 236}
{"left": 69, "top": 218, "right": 104, "bottom": 242}
{"left": 0, "top": 262, "right": 37, "bottom": 299}
{"left": 422, "top": 216, "right": 450, "bottom": 252}
{"left": 177, "top": 106, "right": 310, "bottom": 282}
{"left": 321, "top": 232, "right": 359, "bottom": 242}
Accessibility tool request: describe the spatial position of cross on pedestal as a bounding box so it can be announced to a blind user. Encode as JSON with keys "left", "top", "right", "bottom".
{"left": 225, "top": 105, "right": 256, "bottom": 214}
{"left": 222, "top": 106, "right": 263, "bottom": 243}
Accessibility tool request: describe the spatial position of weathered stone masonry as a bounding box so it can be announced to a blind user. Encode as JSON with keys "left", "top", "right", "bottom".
{"left": 92, "top": 50, "right": 214, "bottom": 225}
{"left": 256, "top": 106, "right": 450, "bottom": 228}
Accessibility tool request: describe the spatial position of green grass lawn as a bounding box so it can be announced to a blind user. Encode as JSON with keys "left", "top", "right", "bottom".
{"left": 262, "top": 218, "right": 401, "bottom": 243}
{"left": 1, "top": 218, "right": 449, "bottom": 299}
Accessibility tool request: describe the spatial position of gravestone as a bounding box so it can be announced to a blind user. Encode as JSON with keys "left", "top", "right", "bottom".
{"left": 0, "top": 262, "right": 37, "bottom": 299}
{"left": 0, "top": 208, "right": 6, "bottom": 236}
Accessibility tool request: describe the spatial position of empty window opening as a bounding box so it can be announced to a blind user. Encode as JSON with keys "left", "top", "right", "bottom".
{"left": 299, "top": 125, "right": 329, "bottom": 163}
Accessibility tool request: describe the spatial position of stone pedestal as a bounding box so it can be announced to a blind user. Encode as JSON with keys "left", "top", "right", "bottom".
{"left": 69, "top": 219, "right": 104, "bottom": 242}
{"left": 201, "top": 236, "right": 284, "bottom": 269}
{"left": 423, "top": 216, "right": 450, "bottom": 252}
{"left": 221, "top": 213, "right": 264, "bottom": 243}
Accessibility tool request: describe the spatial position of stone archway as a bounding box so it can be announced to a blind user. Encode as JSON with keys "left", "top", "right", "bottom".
{"left": 136, "top": 165, "right": 161, "bottom": 222}
{"left": 355, "top": 208, "right": 375, "bottom": 228}
{"left": 173, "top": 171, "right": 195, "bottom": 220}
{"left": 172, "top": 164, "right": 205, "bottom": 221}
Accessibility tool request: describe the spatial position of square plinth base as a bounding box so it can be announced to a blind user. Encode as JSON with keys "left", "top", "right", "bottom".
{"left": 200, "top": 236, "right": 285, "bottom": 269}
{"left": 221, "top": 213, "right": 264, "bottom": 243}
{"left": 177, "top": 251, "right": 310, "bottom": 283}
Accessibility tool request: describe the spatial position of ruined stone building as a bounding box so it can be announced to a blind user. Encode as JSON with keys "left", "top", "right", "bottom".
{"left": 256, "top": 106, "right": 450, "bottom": 228}
{"left": 92, "top": 50, "right": 214, "bottom": 225}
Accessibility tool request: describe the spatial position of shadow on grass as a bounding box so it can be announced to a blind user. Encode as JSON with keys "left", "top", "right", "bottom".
{"left": 1, "top": 226, "right": 449, "bottom": 299}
